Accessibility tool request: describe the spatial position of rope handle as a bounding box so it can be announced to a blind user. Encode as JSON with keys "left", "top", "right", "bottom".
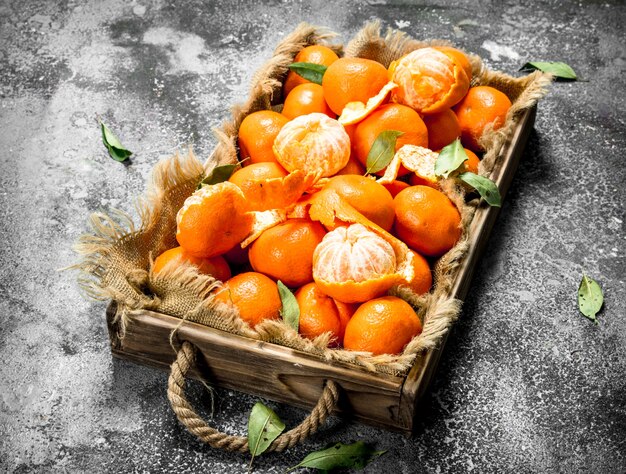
{"left": 167, "top": 341, "right": 340, "bottom": 453}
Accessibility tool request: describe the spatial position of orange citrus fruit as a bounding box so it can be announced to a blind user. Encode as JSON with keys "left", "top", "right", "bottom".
{"left": 324, "top": 175, "right": 395, "bottom": 231}
{"left": 462, "top": 148, "right": 480, "bottom": 174}
{"left": 249, "top": 218, "right": 326, "bottom": 287}
{"left": 433, "top": 46, "right": 473, "bottom": 83}
{"left": 389, "top": 47, "right": 470, "bottom": 114}
{"left": 153, "top": 246, "right": 231, "bottom": 281}
{"left": 313, "top": 223, "right": 398, "bottom": 303}
{"left": 238, "top": 110, "right": 289, "bottom": 165}
{"left": 228, "top": 162, "right": 288, "bottom": 188}
{"left": 322, "top": 57, "right": 389, "bottom": 115}
{"left": 223, "top": 243, "right": 249, "bottom": 266}
{"left": 353, "top": 103, "right": 428, "bottom": 174}
{"left": 343, "top": 296, "right": 422, "bottom": 355}
{"left": 214, "top": 272, "right": 281, "bottom": 328}
{"left": 335, "top": 155, "right": 365, "bottom": 176}
{"left": 382, "top": 179, "right": 410, "bottom": 198}
{"left": 273, "top": 113, "right": 350, "bottom": 177}
{"left": 282, "top": 83, "right": 335, "bottom": 120}
{"left": 405, "top": 250, "right": 432, "bottom": 295}
{"left": 295, "top": 282, "right": 356, "bottom": 346}
{"left": 283, "top": 45, "right": 339, "bottom": 98}
{"left": 176, "top": 182, "right": 254, "bottom": 258}
{"left": 393, "top": 185, "right": 461, "bottom": 257}
{"left": 453, "top": 85, "right": 512, "bottom": 152}
{"left": 422, "top": 108, "right": 461, "bottom": 151}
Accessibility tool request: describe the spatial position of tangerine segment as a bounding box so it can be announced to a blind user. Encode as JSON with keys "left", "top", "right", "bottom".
{"left": 282, "top": 83, "right": 335, "bottom": 120}
{"left": 377, "top": 145, "right": 439, "bottom": 186}
{"left": 238, "top": 110, "right": 289, "bottom": 165}
{"left": 338, "top": 81, "right": 397, "bottom": 126}
{"left": 153, "top": 246, "right": 231, "bottom": 281}
{"left": 322, "top": 57, "right": 390, "bottom": 115}
{"left": 273, "top": 113, "right": 350, "bottom": 178}
{"left": 324, "top": 175, "right": 395, "bottom": 231}
{"left": 176, "top": 182, "right": 254, "bottom": 258}
{"left": 214, "top": 272, "right": 281, "bottom": 328}
{"left": 295, "top": 282, "right": 349, "bottom": 346}
{"left": 389, "top": 47, "right": 469, "bottom": 114}
{"left": 394, "top": 185, "right": 462, "bottom": 257}
{"left": 353, "top": 103, "right": 428, "bottom": 174}
{"left": 283, "top": 45, "right": 339, "bottom": 98}
{"left": 249, "top": 219, "right": 326, "bottom": 287}
{"left": 343, "top": 296, "right": 422, "bottom": 355}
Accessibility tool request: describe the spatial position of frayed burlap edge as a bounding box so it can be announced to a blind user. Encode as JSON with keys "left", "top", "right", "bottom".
{"left": 74, "top": 21, "right": 550, "bottom": 376}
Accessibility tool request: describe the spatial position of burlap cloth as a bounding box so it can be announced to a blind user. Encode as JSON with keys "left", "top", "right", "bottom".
{"left": 75, "top": 22, "right": 550, "bottom": 376}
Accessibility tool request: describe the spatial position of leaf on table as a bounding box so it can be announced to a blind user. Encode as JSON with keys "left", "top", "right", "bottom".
{"left": 289, "top": 441, "right": 386, "bottom": 472}
{"left": 458, "top": 172, "right": 502, "bottom": 207}
{"left": 278, "top": 280, "right": 300, "bottom": 331}
{"left": 520, "top": 61, "right": 577, "bottom": 80}
{"left": 247, "top": 402, "right": 285, "bottom": 468}
{"left": 578, "top": 273, "right": 604, "bottom": 323}
{"left": 288, "top": 62, "right": 328, "bottom": 85}
{"left": 100, "top": 121, "right": 132, "bottom": 162}
{"left": 434, "top": 138, "right": 467, "bottom": 178}
{"left": 198, "top": 164, "right": 238, "bottom": 189}
{"left": 366, "top": 130, "right": 404, "bottom": 174}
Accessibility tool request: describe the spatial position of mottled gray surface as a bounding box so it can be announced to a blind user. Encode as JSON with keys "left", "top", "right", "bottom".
{"left": 1, "top": 0, "right": 625, "bottom": 472}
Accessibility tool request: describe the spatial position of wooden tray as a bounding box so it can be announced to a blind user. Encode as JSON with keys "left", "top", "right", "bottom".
{"left": 106, "top": 105, "right": 537, "bottom": 434}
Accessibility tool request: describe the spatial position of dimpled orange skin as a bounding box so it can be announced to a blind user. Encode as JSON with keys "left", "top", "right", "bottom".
{"left": 249, "top": 219, "right": 327, "bottom": 287}
{"left": 238, "top": 110, "right": 289, "bottom": 165}
{"left": 422, "top": 108, "right": 461, "bottom": 151}
{"left": 322, "top": 57, "right": 389, "bottom": 115}
{"left": 282, "top": 83, "right": 335, "bottom": 120}
{"left": 152, "top": 246, "right": 231, "bottom": 281}
{"left": 382, "top": 179, "right": 410, "bottom": 198}
{"left": 324, "top": 175, "right": 395, "bottom": 231}
{"left": 405, "top": 250, "right": 432, "bottom": 295}
{"left": 214, "top": 272, "right": 282, "bottom": 328}
{"left": 453, "top": 86, "right": 512, "bottom": 152}
{"left": 228, "top": 162, "right": 288, "bottom": 188}
{"left": 353, "top": 103, "right": 428, "bottom": 174}
{"left": 343, "top": 296, "right": 423, "bottom": 355}
{"left": 295, "top": 282, "right": 357, "bottom": 346}
{"left": 393, "top": 185, "right": 462, "bottom": 257}
{"left": 283, "top": 45, "right": 339, "bottom": 98}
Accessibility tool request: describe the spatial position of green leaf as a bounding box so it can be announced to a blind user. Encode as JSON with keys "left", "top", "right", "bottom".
{"left": 288, "top": 62, "right": 328, "bottom": 85}
{"left": 578, "top": 274, "right": 603, "bottom": 323}
{"left": 248, "top": 402, "right": 285, "bottom": 466}
{"left": 277, "top": 281, "right": 300, "bottom": 331}
{"left": 366, "top": 130, "right": 404, "bottom": 174}
{"left": 198, "top": 164, "right": 238, "bottom": 189}
{"left": 520, "top": 61, "right": 577, "bottom": 80}
{"left": 100, "top": 121, "right": 133, "bottom": 162}
{"left": 458, "top": 172, "right": 501, "bottom": 207}
{"left": 434, "top": 138, "right": 467, "bottom": 178}
{"left": 289, "top": 441, "right": 385, "bottom": 472}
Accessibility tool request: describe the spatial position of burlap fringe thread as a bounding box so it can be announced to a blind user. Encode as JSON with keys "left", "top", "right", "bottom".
{"left": 73, "top": 22, "right": 551, "bottom": 376}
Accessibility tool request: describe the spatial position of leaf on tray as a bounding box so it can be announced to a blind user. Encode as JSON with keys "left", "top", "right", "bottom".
{"left": 289, "top": 441, "right": 386, "bottom": 472}
{"left": 578, "top": 273, "right": 604, "bottom": 323}
{"left": 198, "top": 164, "right": 238, "bottom": 188}
{"left": 288, "top": 62, "right": 328, "bottom": 85}
{"left": 520, "top": 61, "right": 577, "bottom": 80}
{"left": 434, "top": 138, "right": 468, "bottom": 178}
{"left": 278, "top": 280, "right": 300, "bottom": 331}
{"left": 100, "top": 121, "right": 133, "bottom": 162}
{"left": 248, "top": 402, "right": 286, "bottom": 468}
{"left": 366, "top": 130, "right": 404, "bottom": 174}
{"left": 458, "top": 172, "right": 502, "bottom": 207}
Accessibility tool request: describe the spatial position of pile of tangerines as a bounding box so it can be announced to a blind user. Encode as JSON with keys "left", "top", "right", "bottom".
{"left": 153, "top": 44, "right": 512, "bottom": 356}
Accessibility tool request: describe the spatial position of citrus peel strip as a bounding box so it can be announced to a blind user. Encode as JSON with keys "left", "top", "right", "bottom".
{"left": 338, "top": 81, "right": 398, "bottom": 126}
{"left": 376, "top": 144, "right": 440, "bottom": 185}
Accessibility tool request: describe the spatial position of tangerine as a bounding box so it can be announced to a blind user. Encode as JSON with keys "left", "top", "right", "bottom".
{"left": 453, "top": 85, "right": 512, "bottom": 152}
{"left": 249, "top": 219, "right": 326, "bottom": 287}
{"left": 238, "top": 110, "right": 289, "bottom": 165}
{"left": 393, "top": 185, "right": 461, "bottom": 257}
{"left": 405, "top": 250, "right": 432, "bottom": 295}
{"left": 422, "top": 108, "right": 461, "bottom": 151}
{"left": 283, "top": 45, "right": 339, "bottom": 98}
{"left": 343, "top": 296, "right": 422, "bottom": 355}
{"left": 433, "top": 46, "right": 473, "bottom": 83}
{"left": 214, "top": 272, "right": 281, "bottom": 328}
{"left": 153, "top": 246, "right": 231, "bottom": 281}
{"left": 282, "top": 83, "right": 335, "bottom": 120}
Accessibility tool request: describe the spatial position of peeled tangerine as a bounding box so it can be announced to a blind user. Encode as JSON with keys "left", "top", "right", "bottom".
{"left": 313, "top": 223, "right": 398, "bottom": 303}
{"left": 273, "top": 113, "right": 350, "bottom": 178}
{"left": 389, "top": 47, "right": 470, "bottom": 114}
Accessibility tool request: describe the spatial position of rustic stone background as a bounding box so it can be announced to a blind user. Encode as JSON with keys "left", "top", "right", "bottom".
{"left": 1, "top": 0, "right": 624, "bottom": 472}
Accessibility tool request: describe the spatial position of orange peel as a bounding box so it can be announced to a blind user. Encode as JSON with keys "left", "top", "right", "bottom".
{"left": 338, "top": 81, "right": 398, "bottom": 126}
{"left": 377, "top": 145, "right": 439, "bottom": 186}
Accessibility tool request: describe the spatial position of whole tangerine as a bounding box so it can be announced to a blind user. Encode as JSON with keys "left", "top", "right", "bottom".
{"left": 153, "top": 246, "right": 231, "bottom": 281}
{"left": 283, "top": 45, "right": 339, "bottom": 98}
{"left": 238, "top": 110, "right": 289, "bottom": 165}
{"left": 282, "top": 83, "right": 335, "bottom": 120}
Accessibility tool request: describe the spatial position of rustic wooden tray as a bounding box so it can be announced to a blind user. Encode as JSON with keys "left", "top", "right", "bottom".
{"left": 105, "top": 105, "right": 537, "bottom": 435}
